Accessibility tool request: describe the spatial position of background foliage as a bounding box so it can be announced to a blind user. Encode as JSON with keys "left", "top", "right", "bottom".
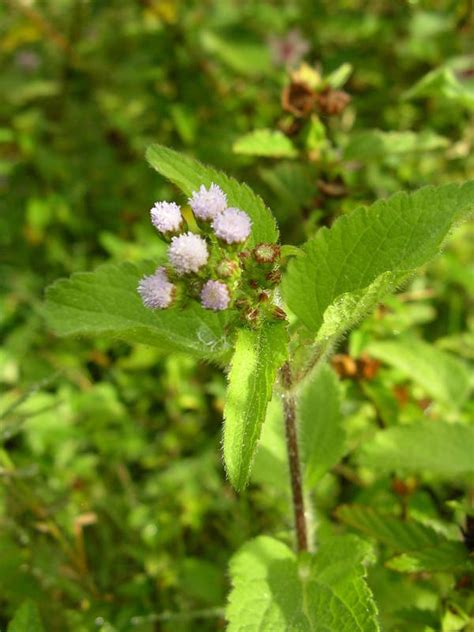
{"left": 1, "top": 1, "right": 473, "bottom": 630}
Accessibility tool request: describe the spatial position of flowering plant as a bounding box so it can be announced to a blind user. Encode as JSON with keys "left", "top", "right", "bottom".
{"left": 44, "top": 145, "right": 474, "bottom": 630}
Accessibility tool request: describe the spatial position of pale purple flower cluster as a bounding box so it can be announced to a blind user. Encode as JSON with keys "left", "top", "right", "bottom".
{"left": 189, "top": 184, "right": 227, "bottom": 220}
{"left": 168, "top": 232, "right": 209, "bottom": 275}
{"left": 138, "top": 182, "right": 253, "bottom": 312}
{"left": 138, "top": 267, "right": 175, "bottom": 309}
{"left": 200, "top": 280, "right": 231, "bottom": 311}
{"left": 150, "top": 201, "right": 182, "bottom": 234}
{"left": 212, "top": 208, "right": 252, "bottom": 244}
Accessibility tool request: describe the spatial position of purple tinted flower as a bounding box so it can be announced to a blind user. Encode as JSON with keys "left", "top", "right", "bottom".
{"left": 168, "top": 232, "right": 209, "bottom": 274}
{"left": 212, "top": 207, "right": 252, "bottom": 244}
{"left": 15, "top": 50, "right": 41, "bottom": 72}
{"left": 189, "top": 183, "right": 227, "bottom": 221}
{"left": 137, "top": 267, "right": 175, "bottom": 309}
{"left": 200, "top": 280, "right": 230, "bottom": 311}
{"left": 268, "top": 29, "right": 310, "bottom": 68}
{"left": 150, "top": 201, "right": 182, "bottom": 234}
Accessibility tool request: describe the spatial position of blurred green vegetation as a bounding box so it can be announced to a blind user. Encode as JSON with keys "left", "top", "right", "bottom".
{"left": 0, "top": 1, "right": 473, "bottom": 630}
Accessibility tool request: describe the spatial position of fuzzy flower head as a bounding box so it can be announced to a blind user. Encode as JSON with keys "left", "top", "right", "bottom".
{"left": 188, "top": 183, "right": 227, "bottom": 221}
{"left": 200, "top": 280, "right": 231, "bottom": 311}
{"left": 168, "top": 231, "right": 209, "bottom": 274}
{"left": 212, "top": 207, "right": 252, "bottom": 244}
{"left": 138, "top": 267, "right": 175, "bottom": 309}
{"left": 268, "top": 29, "right": 310, "bottom": 68}
{"left": 150, "top": 201, "right": 182, "bottom": 234}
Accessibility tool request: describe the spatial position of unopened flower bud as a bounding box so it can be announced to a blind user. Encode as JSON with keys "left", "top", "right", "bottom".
{"left": 253, "top": 243, "right": 281, "bottom": 264}
{"left": 212, "top": 208, "right": 252, "bottom": 244}
{"left": 137, "top": 267, "right": 175, "bottom": 309}
{"left": 272, "top": 306, "right": 287, "bottom": 320}
{"left": 200, "top": 280, "right": 231, "bottom": 311}
{"left": 266, "top": 269, "right": 282, "bottom": 285}
{"left": 150, "top": 201, "right": 183, "bottom": 234}
{"left": 189, "top": 183, "right": 227, "bottom": 221}
{"left": 216, "top": 259, "right": 239, "bottom": 279}
{"left": 168, "top": 232, "right": 209, "bottom": 274}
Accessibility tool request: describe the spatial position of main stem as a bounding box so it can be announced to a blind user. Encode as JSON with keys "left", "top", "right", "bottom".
{"left": 280, "top": 361, "right": 308, "bottom": 552}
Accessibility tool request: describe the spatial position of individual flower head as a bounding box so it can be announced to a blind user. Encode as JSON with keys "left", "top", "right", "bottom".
{"left": 150, "top": 201, "right": 183, "bottom": 234}
{"left": 212, "top": 207, "right": 252, "bottom": 244}
{"left": 137, "top": 267, "right": 175, "bottom": 309}
{"left": 168, "top": 231, "right": 209, "bottom": 274}
{"left": 200, "top": 280, "right": 231, "bottom": 311}
{"left": 188, "top": 183, "right": 227, "bottom": 221}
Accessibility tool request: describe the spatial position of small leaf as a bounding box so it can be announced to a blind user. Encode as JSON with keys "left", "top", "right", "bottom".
{"left": 146, "top": 144, "right": 278, "bottom": 245}
{"left": 367, "top": 338, "right": 471, "bottom": 407}
{"left": 226, "top": 535, "right": 380, "bottom": 631}
{"left": 386, "top": 541, "right": 474, "bottom": 574}
{"left": 336, "top": 505, "right": 443, "bottom": 552}
{"left": 358, "top": 421, "right": 474, "bottom": 478}
{"left": 233, "top": 129, "right": 298, "bottom": 158}
{"left": 44, "top": 261, "right": 233, "bottom": 361}
{"left": 404, "top": 66, "right": 474, "bottom": 111}
{"left": 325, "top": 62, "right": 353, "bottom": 89}
{"left": 299, "top": 365, "right": 346, "bottom": 486}
{"left": 344, "top": 129, "right": 449, "bottom": 161}
{"left": 8, "top": 601, "right": 45, "bottom": 632}
{"left": 223, "top": 323, "right": 288, "bottom": 491}
{"left": 282, "top": 181, "right": 474, "bottom": 338}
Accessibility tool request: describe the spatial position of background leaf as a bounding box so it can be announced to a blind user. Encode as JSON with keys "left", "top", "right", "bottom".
{"left": 299, "top": 365, "right": 345, "bottom": 486}
{"left": 8, "top": 601, "right": 45, "bottom": 632}
{"left": 146, "top": 144, "right": 279, "bottom": 245}
{"left": 367, "top": 338, "right": 471, "bottom": 407}
{"left": 357, "top": 420, "right": 474, "bottom": 478}
{"left": 281, "top": 181, "right": 474, "bottom": 337}
{"left": 44, "top": 261, "right": 234, "bottom": 361}
{"left": 336, "top": 505, "right": 443, "bottom": 551}
{"left": 223, "top": 322, "right": 288, "bottom": 491}
{"left": 226, "top": 535, "right": 380, "bottom": 631}
{"left": 386, "top": 542, "right": 474, "bottom": 574}
{"left": 233, "top": 129, "right": 298, "bottom": 158}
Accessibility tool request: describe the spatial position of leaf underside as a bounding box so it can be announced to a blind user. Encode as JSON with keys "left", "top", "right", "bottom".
{"left": 223, "top": 322, "right": 288, "bottom": 491}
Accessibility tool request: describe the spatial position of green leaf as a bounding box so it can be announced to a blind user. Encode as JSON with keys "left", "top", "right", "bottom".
{"left": 344, "top": 129, "right": 449, "bottom": 161}
{"left": 226, "top": 535, "right": 380, "bottom": 631}
{"left": 233, "top": 129, "right": 298, "bottom": 158}
{"left": 8, "top": 601, "right": 45, "bottom": 632}
{"left": 325, "top": 63, "right": 353, "bottom": 89}
{"left": 44, "top": 261, "right": 233, "bottom": 361}
{"left": 358, "top": 420, "right": 474, "bottom": 478}
{"left": 281, "top": 181, "right": 474, "bottom": 338}
{"left": 336, "top": 505, "right": 443, "bottom": 551}
{"left": 404, "top": 66, "right": 474, "bottom": 111}
{"left": 367, "top": 338, "right": 471, "bottom": 407}
{"left": 223, "top": 323, "right": 288, "bottom": 491}
{"left": 299, "top": 365, "right": 346, "bottom": 486}
{"left": 386, "top": 541, "right": 474, "bottom": 574}
{"left": 251, "top": 397, "right": 289, "bottom": 493}
{"left": 146, "top": 144, "right": 278, "bottom": 245}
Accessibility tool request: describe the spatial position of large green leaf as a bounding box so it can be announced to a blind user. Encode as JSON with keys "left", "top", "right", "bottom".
{"left": 233, "top": 129, "right": 298, "bottom": 158}
{"left": 299, "top": 365, "right": 346, "bottom": 486}
{"left": 8, "top": 601, "right": 45, "bottom": 632}
{"left": 357, "top": 420, "right": 474, "bottom": 478}
{"left": 223, "top": 323, "right": 288, "bottom": 491}
{"left": 44, "top": 261, "right": 233, "bottom": 361}
{"left": 226, "top": 535, "right": 380, "bottom": 631}
{"left": 146, "top": 144, "right": 278, "bottom": 245}
{"left": 367, "top": 338, "right": 471, "bottom": 407}
{"left": 281, "top": 181, "right": 474, "bottom": 337}
{"left": 336, "top": 505, "right": 443, "bottom": 551}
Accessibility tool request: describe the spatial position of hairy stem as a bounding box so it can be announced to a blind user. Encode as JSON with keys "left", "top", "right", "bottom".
{"left": 280, "top": 361, "right": 308, "bottom": 552}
